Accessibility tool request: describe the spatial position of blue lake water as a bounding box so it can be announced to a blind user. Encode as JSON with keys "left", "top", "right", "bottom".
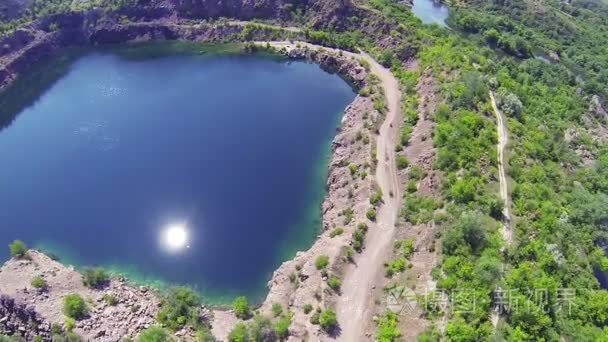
{"left": 412, "top": 0, "right": 449, "bottom": 27}
{"left": 0, "top": 46, "right": 355, "bottom": 303}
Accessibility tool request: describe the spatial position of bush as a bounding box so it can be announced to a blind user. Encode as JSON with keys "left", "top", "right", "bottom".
{"left": 409, "top": 165, "right": 426, "bottom": 181}
{"left": 329, "top": 227, "right": 344, "bottom": 238}
{"left": 31, "top": 276, "right": 47, "bottom": 290}
{"left": 157, "top": 287, "right": 201, "bottom": 330}
{"left": 82, "top": 268, "right": 110, "bottom": 288}
{"left": 370, "top": 188, "right": 383, "bottom": 206}
{"left": 272, "top": 303, "right": 283, "bottom": 317}
{"left": 232, "top": 296, "right": 252, "bottom": 320}
{"left": 247, "top": 315, "right": 274, "bottom": 341}
{"left": 274, "top": 314, "right": 292, "bottom": 339}
{"left": 196, "top": 326, "right": 215, "bottom": 342}
{"left": 63, "top": 294, "right": 88, "bottom": 320}
{"left": 9, "top": 240, "right": 27, "bottom": 259}
{"left": 396, "top": 155, "right": 409, "bottom": 170}
{"left": 366, "top": 208, "right": 377, "bottom": 221}
{"left": 303, "top": 304, "right": 313, "bottom": 314}
{"left": 352, "top": 223, "right": 368, "bottom": 252}
{"left": 315, "top": 255, "right": 329, "bottom": 270}
{"left": 228, "top": 323, "right": 248, "bottom": 342}
{"left": 102, "top": 294, "right": 118, "bottom": 306}
{"left": 138, "top": 326, "right": 172, "bottom": 342}
{"left": 319, "top": 309, "right": 338, "bottom": 331}
{"left": 64, "top": 318, "right": 75, "bottom": 332}
{"left": 376, "top": 312, "right": 401, "bottom": 341}
{"left": 327, "top": 276, "right": 341, "bottom": 291}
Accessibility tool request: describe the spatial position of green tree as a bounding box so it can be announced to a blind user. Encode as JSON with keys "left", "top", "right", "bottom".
{"left": 63, "top": 294, "right": 88, "bottom": 320}
{"left": 31, "top": 276, "right": 47, "bottom": 290}
{"left": 376, "top": 312, "right": 401, "bottom": 341}
{"left": 248, "top": 314, "right": 275, "bottom": 341}
{"left": 327, "top": 275, "right": 341, "bottom": 291}
{"left": 196, "top": 326, "right": 215, "bottom": 342}
{"left": 157, "top": 287, "right": 201, "bottom": 330}
{"left": 9, "top": 240, "right": 27, "bottom": 259}
{"left": 319, "top": 309, "right": 338, "bottom": 331}
{"left": 274, "top": 313, "right": 292, "bottom": 339}
{"left": 138, "top": 326, "right": 173, "bottom": 342}
{"left": 315, "top": 255, "right": 329, "bottom": 270}
{"left": 82, "top": 267, "right": 110, "bottom": 288}
{"left": 228, "top": 323, "right": 248, "bottom": 342}
{"left": 232, "top": 296, "right": 252, "bottom": 320}
{"left": 271, "top": 303, "right": 283, "bottom": 317}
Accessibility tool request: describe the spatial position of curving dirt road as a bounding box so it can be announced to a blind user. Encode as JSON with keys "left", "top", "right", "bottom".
{"left": 489, "top": 91, "right": 511, "bottom": 244}
{"left": 335, "top": 53, "right": 402, "bottom": 341}
{"left": 254, "top": 41, "right": 402, "bottom": 340}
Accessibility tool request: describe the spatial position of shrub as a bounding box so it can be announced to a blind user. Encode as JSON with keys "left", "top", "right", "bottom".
{"left": 303, "top": 304, "right": 313, "bottom": 314}
{"left": 409, "top": 165, "right": 426, "bottom": 181}
{"left": 406, "top": 179, "right": 418, "bottom": 193}
{"left": 327, "top": 276, "right": 341, "bottom": 291}
{"left": 274, "top": 313, "right": 292, "bottom": 339}
{"left": 232, "top": 296, "right": 252, "bottom": 320}
{"left": 342, "top": 208, "right": 354, "bottom": 225}
{"left": 228, "top": 323, "right": 248, "bottom": 342}
{"left": 138, "top": 326, "right": 172, "bottom": 342}
{"left": 9, "top": 240, "right": 27, "bottom": 259}
{"left": 376, "top": 312, "right": 401, "bottom": 341}
{"left": 315, "top": 255, "right": 329, "bottom": 270}
{"left": 64, "top": 318, "right": 75, "bottom": 332}
{"left": 370, "top": 188, "right": 383, "bottom": 206}
{"left": 396, "top": 155, "right": 409, "bottom": 170}
{"left": 310, "top": 311, "right": 320, "bottom": 325}
{"left": 329, "top": 227, "right": 344, "bottom": 238}
{"left": 157, "top": 287, "right": 201, "bottom": 330}
{"left": 196, "top": 326, "right": 215, "bottom": 342}
{"left": 63, "top": 294, "right": 88, "bottom": 320}
{"left": 319, "top": 309, "right": 338, "bottom": 331}
{"left": 272, "top": 303, "right": 283, "bottom": 317}
{"left": 247, "top": 315, "right": 274, "bottom": 341}
{"left": 82, "top": 268, "right": 110, "bottom": 288}
{"left": 31, "top": 276, "right": 47, "bottom": 290}
{"left": 352, "top": 223, "right": 368, "bottom": 252}
{"left": 366, "top": 208, "right": 377, "bottom": 221}
{"left": 102, "top": 294, "right": 118, "bottom": 306}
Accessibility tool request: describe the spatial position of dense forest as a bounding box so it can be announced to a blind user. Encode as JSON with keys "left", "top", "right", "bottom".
{"left": 2, "top": 0, "right": 608, "bottom": 340}
{"left": 373, "top": 0, "right": 608, "bottom": 340}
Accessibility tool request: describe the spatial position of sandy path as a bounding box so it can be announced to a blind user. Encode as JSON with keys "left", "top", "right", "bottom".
{"left": 489, "top": 91, "right": 511, "bottom": 244}
{"left": 335, "top": 53, "right": 402, "bottom": 341}
{"left": 489, "top": 91, "right": 511, "bottom": 329}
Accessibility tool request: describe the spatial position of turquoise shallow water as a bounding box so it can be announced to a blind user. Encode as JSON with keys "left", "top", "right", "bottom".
{"left": 412, "top": 0, "right": 449, "bottom": 27}
{"left": 0, "top": 45, "right": 355, "bottom": 304}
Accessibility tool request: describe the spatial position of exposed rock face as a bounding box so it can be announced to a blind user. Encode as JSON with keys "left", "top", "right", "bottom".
{"left": 0, "top": 251, "right": 162, "bottom": 341}
{"left": 285, "top": 47, "right": 367, "bottom": 88}
{"left": 589, "top": 94, "right": 608, "bottom": 120}
{"left": 0, "top": 294, "right": 50, "bottom": 340}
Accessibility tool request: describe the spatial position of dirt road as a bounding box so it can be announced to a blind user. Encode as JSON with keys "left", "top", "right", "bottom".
{"left": 489, "top": 91, "right": 511, "bottom": 244}
{"left": 335, "top": 53, "right": 402, "bottom": 341}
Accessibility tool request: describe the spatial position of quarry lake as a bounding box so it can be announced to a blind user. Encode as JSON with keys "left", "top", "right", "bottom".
{"left": 0, "top": 45, "right": 355, "bottom": 303}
